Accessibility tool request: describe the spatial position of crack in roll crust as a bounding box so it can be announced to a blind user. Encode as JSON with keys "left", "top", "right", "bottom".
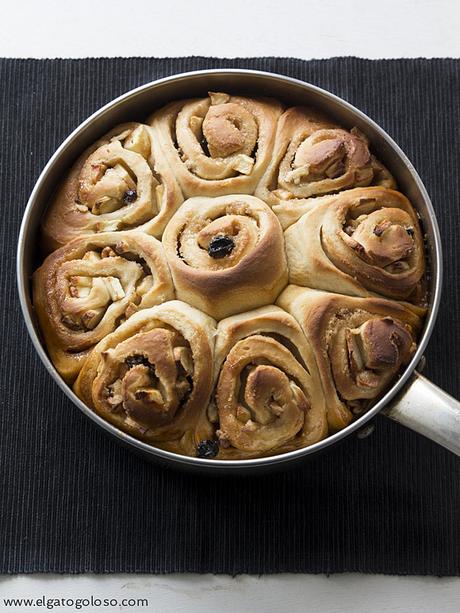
{"left": 41, "top": 123, "right": 183, "bottom": 252}
{"left": 212, "top": 306, "right": 328, "bottom": 458}
{"left": 284, "top": 187, "right": 425, "bottom": 303}
{"left": 33, "top": 231, "right": 175, "bottom": 383}
{"left": 277, "top": 286, "right": 425, "bottom": 430}
{"left": 255, "top": 107, "right": 395, "bottom": 222}
{"left": 74, "top": 301, "right": 216, "bottom": 455}
{"left": 162, "top": 194, "right": 289, "bottom": 320}
{"left": 149, "top": 92, "right": 283, "bottom": 198}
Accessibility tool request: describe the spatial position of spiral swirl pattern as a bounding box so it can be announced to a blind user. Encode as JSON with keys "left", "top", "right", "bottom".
{"left": 74, "top": 301, "right": 216, "bottom": 454}
{"left": 277, "top": 286, "right": 424, "bottom": 429}
{"left": 42, "top": 123, "right": 183, "bottom": 252}
{"left": 33, "top": 231, "right": 174, "bottom": 382}
{"left": 150, "top": 92, "right": 283, "bottom": 198}
{"left": 213, "top": 306, "right": 328, "bottom": 457}
{"left": 162, "top": 194, "right": 288, "bottom": 319}
{"left": 284, "top": 187, "right": 425, "bottom": 303}
{"left": 256, "top": 107, "right": 395, "bottom": 221}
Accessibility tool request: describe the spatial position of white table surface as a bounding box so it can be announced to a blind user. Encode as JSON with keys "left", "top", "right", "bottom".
{"left": 2, "top": 0, "right": 460, "bottom": 59}
{"left": 2, "top": 1, "right": 460, "bottom": 611}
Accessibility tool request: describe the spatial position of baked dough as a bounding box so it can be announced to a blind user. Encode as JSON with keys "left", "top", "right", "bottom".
{"left": 149, "top": 92, "right": 283, "bottom": 198}
{"left": 33, "top": 231, "right": 174, "bottom": 383}
{"left": 74, "top": 301, "right": 216, "bottom": 456}
{"left": 162, "top": 194, "right": 288, "bottom": 320}
{"left": 255, "top": 106, "right": 395, "bottom": 224}
{"left": 213, "top": 305, "right": 328, "bottom": 458}
{"left": 277, "top": 285, "right": 425, "bottom": 430}
{"left": 41, "top": 123, "right": 183, "bottom": 252}
{"left": 33, "top": 93, "right": 427, "bottom": 460}
{"left": 284, "top": 187, "right": 425, "bottom": 302}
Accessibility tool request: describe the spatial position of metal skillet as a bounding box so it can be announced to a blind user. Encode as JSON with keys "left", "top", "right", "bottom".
{"left": 17, "top": 69, "right": 460, "bottom": 474}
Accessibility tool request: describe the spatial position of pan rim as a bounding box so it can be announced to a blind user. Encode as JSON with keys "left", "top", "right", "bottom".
{"left": 16, "top": 68, "right": 443, "bottom": 470}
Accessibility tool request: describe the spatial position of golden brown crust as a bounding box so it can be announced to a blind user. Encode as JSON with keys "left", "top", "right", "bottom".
{"left": 73, "top": 301, "right": 216, "bottom": 456}
{"left": 149, "top": 92, "right": 284, "bottom": 198}
{"left": 212, "top": 305, "right": 328, "bottom": 459}
{"left": 33, "top": 93, "right": 428, "bottom": 462}
{"left": 33, "top": 231, "right": 174, "bottom": 383}
{"left": 284, "top": 187, "right": 426, "bottom": 303}
{"left": 41, "top": 123, "right": 183, "bottom": 253}
{"left": 277, "top": 285, "right": 425, "bottom": 430}
{"left": 162, "top": 194, "right": 289, "bottom": 320}
{"left": 255, "top": 107, "right": 395, "bottom": 224}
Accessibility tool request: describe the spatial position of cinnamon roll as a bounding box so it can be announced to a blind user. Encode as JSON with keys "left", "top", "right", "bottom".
{"left": 255, "top": 107, "right": 395, "bottom": 226}
{"left": 213, "top": 305, "right": 328, "bottom": 458}
{"left": 277, "top": 286, "right": 425, "bottom": 430}
{"left": 74, "top": 301, "right": 216, "bottom": 456}
{"left": 162, "top": 194, "right": 288, "bottom": 320}
{"left": 41, "top": 123, "right": 183, "bottom": 252}
{"left": 33, "top": 231, "right": 174, "bottom": 383}
{"left": 149, "top": 92, "right": 283, "bottom": 198}
{"left": 31, "top": 90, "right": 429, "bottom": 462}
{"left": 284, "top": 187, "right": 425, "bottom": 303}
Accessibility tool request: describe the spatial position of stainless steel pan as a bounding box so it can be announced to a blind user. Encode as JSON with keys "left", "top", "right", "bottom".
{"left": 17, "top": 69, "right": 460, "bottom": 473}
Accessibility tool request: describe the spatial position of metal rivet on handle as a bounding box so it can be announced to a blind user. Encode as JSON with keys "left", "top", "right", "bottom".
{"left": 417, "top": 355, "right": 427, "bottom": 373}
{"left": 356, "top": 423, "right": 375, "bottom": 440}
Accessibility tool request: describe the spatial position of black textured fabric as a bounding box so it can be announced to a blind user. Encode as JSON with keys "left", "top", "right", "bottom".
{"left": 0, "top": 57, "right": 459, "bottom": 575}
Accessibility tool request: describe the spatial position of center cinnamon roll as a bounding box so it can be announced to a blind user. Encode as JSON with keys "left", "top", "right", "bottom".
{"left": 162, "top": 194, "right": 289, "bottom": 320}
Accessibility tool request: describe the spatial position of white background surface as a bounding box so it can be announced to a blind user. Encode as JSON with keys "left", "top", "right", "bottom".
{"left": 1, "top": 0, "right": 460, "bottom": 59}
{"left": 1, "top": 1, "right": 459, "bottom": 612}
{"left": 0, "top": 574, "right": 459, "bottom": 613}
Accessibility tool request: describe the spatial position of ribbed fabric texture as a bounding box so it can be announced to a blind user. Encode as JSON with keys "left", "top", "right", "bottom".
{"left": 0, "top": 57, "right": 459, "bottom": 575}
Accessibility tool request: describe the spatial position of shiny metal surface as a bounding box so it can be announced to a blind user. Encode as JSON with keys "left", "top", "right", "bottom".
{"left": 383, "top": 373, "right": 460, "bottom": 455}
{"left": 16, "top": 69, "right": 455, "bottom": 473}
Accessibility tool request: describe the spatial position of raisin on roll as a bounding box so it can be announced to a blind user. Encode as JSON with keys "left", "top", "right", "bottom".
{"left": 212, "top": 305, "right": 328, "bottom": 458}
{"left": 74, "top": 301, "right": 216, "bottom": 456}
{"left": 42, "top": 123, "right": 183, "bottom": 252}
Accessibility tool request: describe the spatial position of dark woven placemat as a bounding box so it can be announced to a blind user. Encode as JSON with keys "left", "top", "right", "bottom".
{"left": 0, "top": 57, "right": 459, "bottom": 575}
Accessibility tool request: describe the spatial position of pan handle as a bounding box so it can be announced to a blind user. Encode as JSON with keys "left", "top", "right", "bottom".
{"left": 382, "top": 371, "right": 460, "bottom": 456}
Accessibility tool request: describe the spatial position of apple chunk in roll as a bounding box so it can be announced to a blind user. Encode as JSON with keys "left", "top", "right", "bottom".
{"left": 213, "top": 305, "right": 328, "bottom": 458}
{"left": 255, "top": 106, "right": 395, "bottom": 225}
{"left": 162, "top": 194, "right": 289, "bottom": 320}
{"left": 41, "top": 123, "right": 183, "bottom": 252}
{"left": 74, "top": 301, "right": 216, "bottom": 456}
{"left": 149, "top": 92, "right": 283, "bottom": 198}
{"left": 33, "top": 231, "right": 174, "bottom": 383}
{"left": 284, "top": 187, "right": 425, "bottom": 303}
{"left": 277, "top": 286, "right": 425, "bottom": 431}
